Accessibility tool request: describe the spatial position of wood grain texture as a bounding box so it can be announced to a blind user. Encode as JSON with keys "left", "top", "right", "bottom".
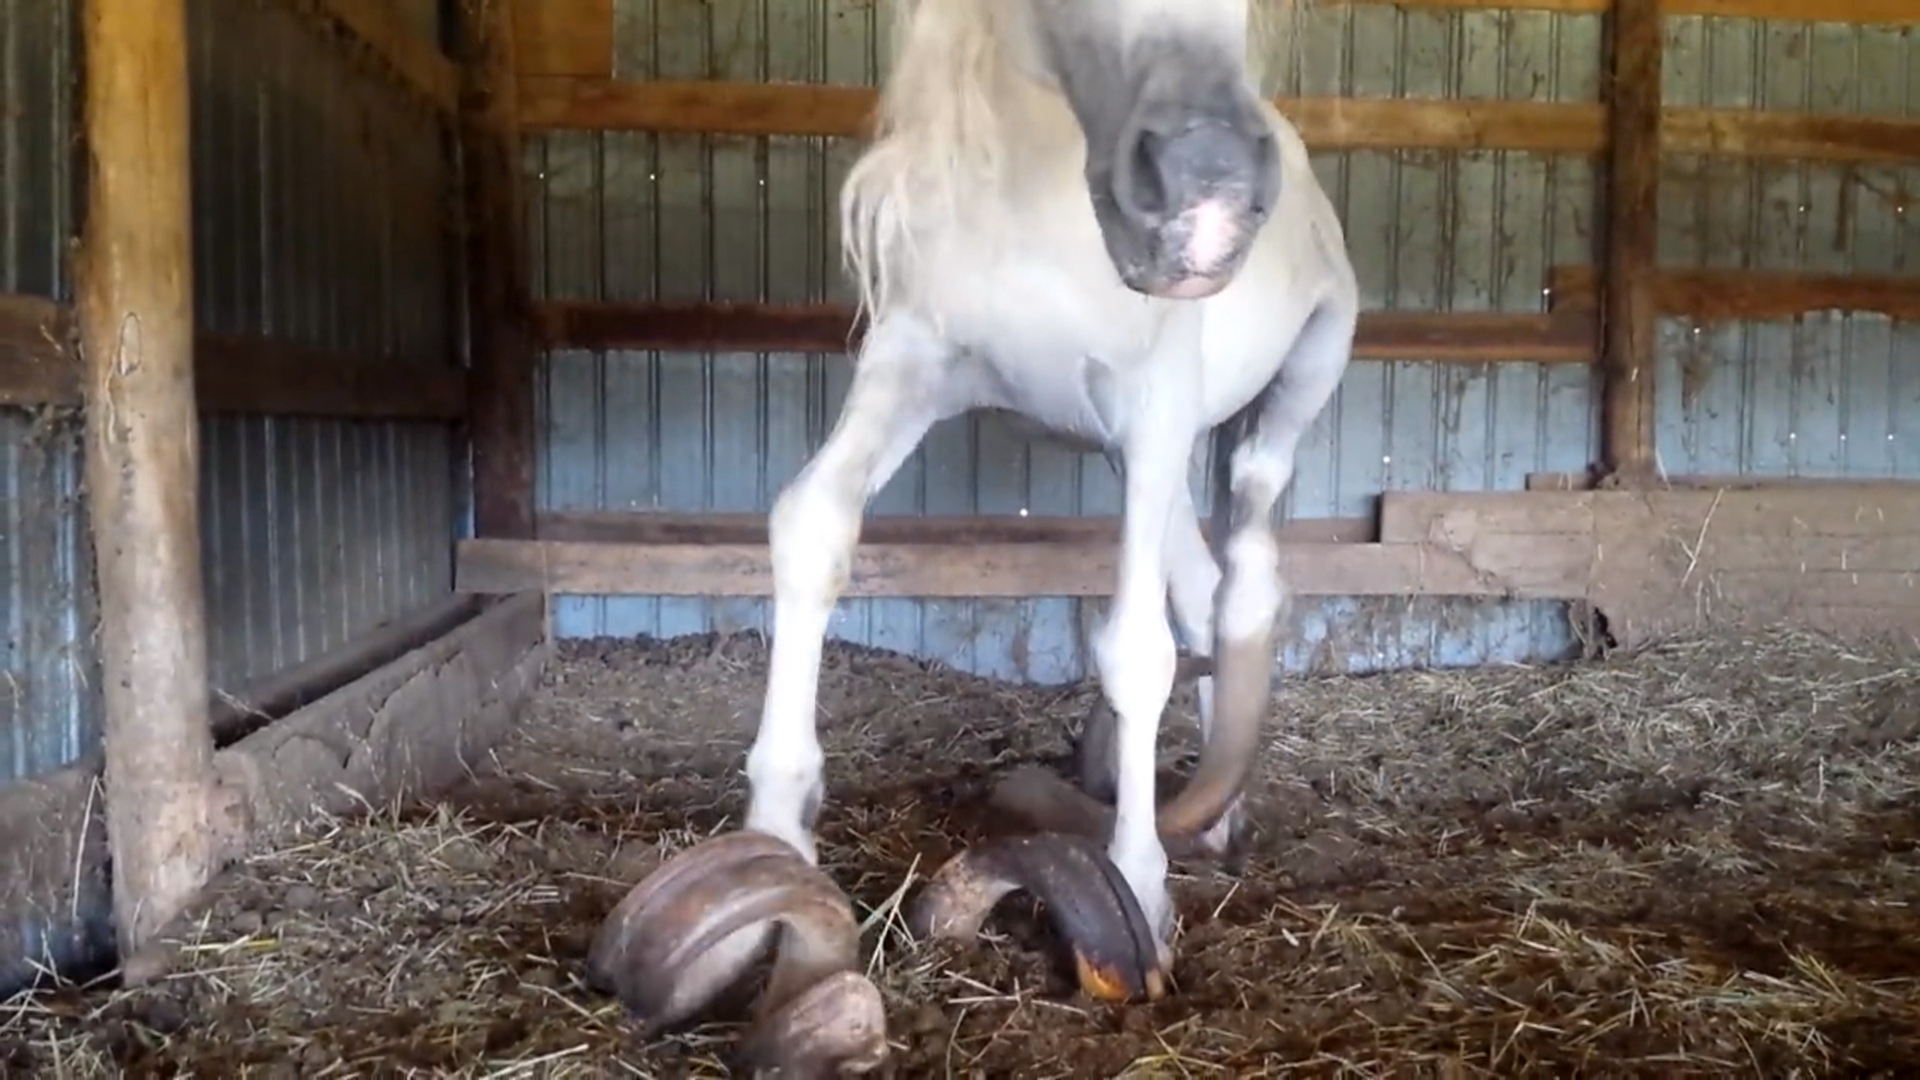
{"left": 535, "top": 300, "right": 1599, "bottom": 364}
{"left": 457, "top": 0, "right": 539, "bottom": 538}
{"left": 1600, "top": 0, "right": 1663, "bottom": 482}
{"left": 516, "top": 78, "right": 1920, "bottom": 164}
{"left": 76, "top": 0, "right": 227, "bottom": 973}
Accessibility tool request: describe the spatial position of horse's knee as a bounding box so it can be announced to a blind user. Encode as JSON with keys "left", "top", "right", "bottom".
{"left": 1217, "top": 524, "right": 1287, "bottom": 643}
{"left": 1093, "top": 598, "right": 1178, "bottom": 729}
{"left": 769, "top": 477, "right": 861, "bottom": 606}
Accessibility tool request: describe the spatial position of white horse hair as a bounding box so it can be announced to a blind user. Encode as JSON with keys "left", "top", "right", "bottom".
{"left": 737, "top": 0, "right": 1357, "bottom": 975}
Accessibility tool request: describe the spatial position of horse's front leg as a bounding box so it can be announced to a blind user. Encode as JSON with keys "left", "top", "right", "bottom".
{"left": 1096, "top": 434, "right": 1191, "bottom": 965}
{"left": 746, "top": 317, "right": 949, "bottom": 859}
{"left": 584, "top": 315, "right": 947, "bottom": 1061}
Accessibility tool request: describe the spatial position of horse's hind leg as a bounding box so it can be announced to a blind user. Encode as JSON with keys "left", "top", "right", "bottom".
{"left": 745, "top": 315, "right": 950, "bottom": 861}
{"left": 1206, "top": 300, "right": 1353, "bottom": 840}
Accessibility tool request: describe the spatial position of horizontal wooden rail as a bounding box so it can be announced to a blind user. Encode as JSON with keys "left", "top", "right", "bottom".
{"left": 306, "top": 0, "right": 459, "bottom": 113}
{"left": 535, "top": 300, "right": 1599, "bottom": 364}
{"left": 462, "top": 488, "right": 1920, "bottom": 650}
{"left": 1, "top": 293, "right": 468, "bottom": 420}
{"left": 537, "top": 510, "right": 1378, "bottom": 546}
{"left": 458, "top": 536, "right": 1567, "bottom": 599}
{"left": 514, "top": 0, "right": 1920, "bottom": 78}
{"left": 517, "top": 79, "right": 1920, "bottom": 165}
{"left": 1549, "top": 266, "right": 1920, "bottom": 323}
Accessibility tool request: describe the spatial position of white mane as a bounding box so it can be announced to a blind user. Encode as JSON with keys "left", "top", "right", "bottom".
{"left": 839, "top": 0, "right": 1305, "bottom": 322}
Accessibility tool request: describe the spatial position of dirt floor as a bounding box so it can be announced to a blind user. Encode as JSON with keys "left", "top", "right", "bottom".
{"left": 7, "top": 625, "right": 1920, "bottom": 1077}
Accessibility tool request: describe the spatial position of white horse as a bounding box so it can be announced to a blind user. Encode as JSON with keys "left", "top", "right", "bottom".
{"left": 590, "top": 0, "right": 1357, "bottom": 1063}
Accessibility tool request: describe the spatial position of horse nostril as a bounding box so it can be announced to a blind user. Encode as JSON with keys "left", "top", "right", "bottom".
{"left": 1118, "top": 126, "right": 1172, "bottom": 225}
{"left": 1249, "top": 131, "right": 1281, "bottom": 218}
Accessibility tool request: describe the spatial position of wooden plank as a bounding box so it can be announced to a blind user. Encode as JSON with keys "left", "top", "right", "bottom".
{"left": 1527, "top": 470, "right": 1920, "bottom": 492}
{"left": 518, "top": 78, "right": 1604, "bottom": 152}
{"left": 1377, "top": 488, "right": 1920, "bottom": 646}
{"left": 0, "top": 293, "right": 71, "bottom": 407}
{"left": 1367, "top": 0, "right": 1920, "bottom": 15}
{"left": 455, "top": 537, "right": 1576, "bottom": 599}
{"left": 537, "top": 510, "right": 1378, "bottom": 546}
{"left": 536, "top": 300, "right": 1599, "bottom": 364}
{"left": 1665, "top": 108, "right": 1920, "bottom": 166}
{"left": 1549, "top": 265, "right": 1920, "bottom": 323}
{"left": 207, "top": 594, "right": 488, "bottom": 744}
{"left": 77, "top": 0, "right": 226, "bottom": 976}
{"left": 0, "top": 301, "right": 470, "bottom": 419}
{"left": 516, "top": 78, "right": 1920, "bottom": 164}
{"left": 1381, "top": 487, "right": 1920, "bottom": 543}
{"left": 213, "top": 594, "right": 549, "bottom": 865}
{"left": 306, "top": 0, "right": 459, "bottom": 113}
{"left": 195, "top": 335, "right": 469, "bottom": 419}
{"left": 1600, "top": 0, "right": 1663, "bottom": 483}
{"left": 510, "top": 0, "right": 611, "bottom": 77}
{"left": 457, "top": 0, "right": 539, "bottom": 538}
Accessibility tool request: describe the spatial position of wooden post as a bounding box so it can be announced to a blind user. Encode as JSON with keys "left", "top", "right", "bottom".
{"left": 76, "top": 0, "right": 226, "bottom": 969}
{"left": 1599, "top": 0, "right": 1663, "bottom": 483}
{"left": 457, "top": 0, "right": 537, "bottom": 538}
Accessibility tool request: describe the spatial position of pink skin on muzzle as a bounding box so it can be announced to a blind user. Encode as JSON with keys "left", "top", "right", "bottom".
{"left": 1151, "top": 198, "right": 1252, "bottom": 300}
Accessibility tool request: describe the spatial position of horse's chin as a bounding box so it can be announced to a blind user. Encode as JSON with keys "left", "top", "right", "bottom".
{"left": 1151, "top": 275, "right": 1232, "bottom": 300}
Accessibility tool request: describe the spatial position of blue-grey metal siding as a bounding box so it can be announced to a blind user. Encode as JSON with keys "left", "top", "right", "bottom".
{"left": 187, "top": 0, "right": 459, "bottom": 691}
{"left": 1654, "top": 15, "right": 1920, "bottom": 479}
{"left": 524, "top": 4, "right": 1919, "bottom": 681}
{"left": 1, "top": 0, "right": 460, "bottom": 991}
{"left": 2, "top": 0, "right": 92, "bottom": 785}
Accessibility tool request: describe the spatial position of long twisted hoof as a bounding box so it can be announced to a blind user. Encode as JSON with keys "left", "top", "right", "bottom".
{"left": 587, "top": 831, "right": 888, "bottom": 1077}
{"left": 908, "top": 832, "right": 1169, "bottom": 1004}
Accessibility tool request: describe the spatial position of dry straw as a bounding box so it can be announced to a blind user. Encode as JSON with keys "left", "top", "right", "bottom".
{"left": 7, "top": 625, "right": 1920, "bottom": 1076}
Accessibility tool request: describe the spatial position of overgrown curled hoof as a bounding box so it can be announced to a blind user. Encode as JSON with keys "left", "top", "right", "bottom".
{"left": 586, "top": 830, "right": 889, "bottom": 1076}
{"left": 908, "top": 832, "right": 1169, "bottom": 1004}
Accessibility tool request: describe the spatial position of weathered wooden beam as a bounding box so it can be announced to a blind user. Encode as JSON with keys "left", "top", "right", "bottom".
{"left": 511, "top": 0, "right": 1920, "bottom": 78}
{"left": 456, "top": 535, "right": 1580, "bottom": 599}
{"left": 536, "top": 510, "right": 1379, "bottom": 546}
{"left": 1599, "top": 0, "right": 1663, "bottom": 483}
{"left": 1377, "top": 486, "right": 1920, "bottom": 646}
{"left": 510, "top": 0, "right": 612, "bottom": 77}
{"left": 518, "top": 79, "right": 1603, "bottom": 152}
{"left": 1549, "top": 265, "right": 1920, "bottom": 324}
{"left": 0, "top": 293, "right": 72, "bottom": 407}
{"left": 515, "top": 78, "right": 1920, "bottom": 164}
{"left": 535, "top": 300, "right": 1599, "bottom": 364}
{"left": 457, "top": 0, "right": 539, "bottom": 538}
{"left": 76, "top": 0, "right": 229, "bottom": 979}
{"left": 1, "top": 297, "right": 469, "bottom": 419}
{"left": 304, "top": 0, "right": 459, "bottom": 113}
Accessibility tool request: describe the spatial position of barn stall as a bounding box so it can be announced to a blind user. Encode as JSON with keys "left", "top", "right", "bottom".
{"left": 4, "top": 0, "right": 1920, "bottom": 1074}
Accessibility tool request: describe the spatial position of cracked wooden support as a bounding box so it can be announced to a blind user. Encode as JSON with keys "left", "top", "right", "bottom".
{"left": 1598, "top": 0, "right": 1663, "bottom": 484}
{"left": 76, "top": 0, "right": 238, "bottom": 978}
{"left": 457, "top": 0, "right": 538, "bottom": 539}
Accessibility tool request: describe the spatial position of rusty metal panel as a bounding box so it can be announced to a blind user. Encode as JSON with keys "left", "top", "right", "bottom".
{"left": 527, "top": 2, "right": 1631, "bottom": 678}
{"left": 1656, "top": 15, "right": 1920, "bottom": 479}
{"left": 2, "top": 0, "right": 89, "bottom": 785}
{"left": 187, "top": 0, "right": 459, "bottom": 691}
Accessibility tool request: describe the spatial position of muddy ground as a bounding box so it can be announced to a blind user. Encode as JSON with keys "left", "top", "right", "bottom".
{"left": 5, "top": 627, "right": 1920, "bottom": 1077}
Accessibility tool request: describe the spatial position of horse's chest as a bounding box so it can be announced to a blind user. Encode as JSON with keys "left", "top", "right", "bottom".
{"left": 951, "top": 336, "right": 1128, "bottom": 452}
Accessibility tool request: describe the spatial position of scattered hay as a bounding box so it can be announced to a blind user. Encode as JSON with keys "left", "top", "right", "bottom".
{"left": 7, "top": 626, "right": 1920, "bottom": 1076}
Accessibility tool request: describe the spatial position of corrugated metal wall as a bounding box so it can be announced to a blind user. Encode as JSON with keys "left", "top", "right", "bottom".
{"left": 1, "top": 0, "right": 461, "bottom": 986}
{"left": 2, "top": 0, "right": 94, "bottom": 784}
{"left": 1655, "top": 18, "right": 1920, "bottom": 477}
{"left": 187, "top": 0, "right": 460, "bottom": 691}
{"left": 524, "top": 2, "right": 1919, "bottom": 682}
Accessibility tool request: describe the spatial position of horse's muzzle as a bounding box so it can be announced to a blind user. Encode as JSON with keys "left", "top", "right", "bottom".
{"left": 1103, "top": 108, "right": 1279, "bottom": 300}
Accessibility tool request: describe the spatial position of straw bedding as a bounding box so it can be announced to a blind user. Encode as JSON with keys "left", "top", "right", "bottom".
{"left": 6, "top": 625, "right": 1920, "bottom": 1077}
